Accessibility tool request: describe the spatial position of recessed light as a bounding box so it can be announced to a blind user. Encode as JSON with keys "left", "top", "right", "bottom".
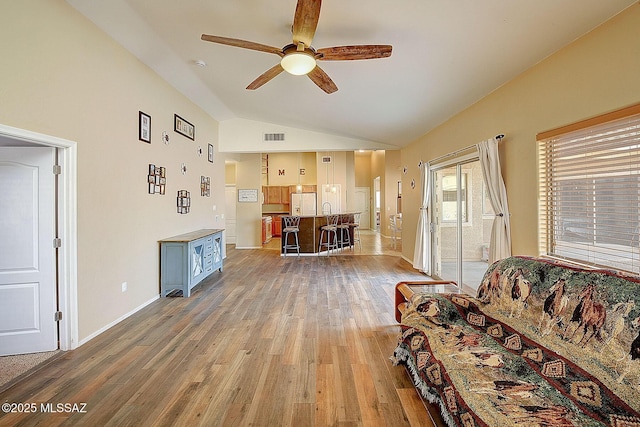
{"left": 194, "top": 60, "right": 207, "bottom": 67}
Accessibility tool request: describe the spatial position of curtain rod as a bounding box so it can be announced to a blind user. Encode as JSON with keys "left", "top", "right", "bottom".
{"left": 427, "top": 134, "right": 505, "bottom": 166}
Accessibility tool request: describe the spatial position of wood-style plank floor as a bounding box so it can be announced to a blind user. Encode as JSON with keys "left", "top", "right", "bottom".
{"left": 0, "top": 246, "right": 445, "bottom": 427}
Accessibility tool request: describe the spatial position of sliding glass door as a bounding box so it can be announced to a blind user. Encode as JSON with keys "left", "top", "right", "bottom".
{"left": 431, "top": 157, "right": 492, "bottom": 290}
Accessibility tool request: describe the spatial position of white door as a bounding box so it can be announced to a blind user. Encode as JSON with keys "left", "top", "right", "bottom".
{"left": 0, "top": 147, "right": 57, "bottom": 356}
{"left": 224, "top": 185, "right": 237, "bottom": 244}
{"left": 354, "top": 187, "right": 370, "bottom": 229}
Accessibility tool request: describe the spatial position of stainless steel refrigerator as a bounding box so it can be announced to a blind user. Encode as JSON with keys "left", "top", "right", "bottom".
{"left": 290, "top": 192, "right": 317, "bottom": 216}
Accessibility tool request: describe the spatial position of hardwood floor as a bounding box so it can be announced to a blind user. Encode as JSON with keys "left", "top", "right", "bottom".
{"left": 0, "top": 246, "right": 444, "bottom": 427}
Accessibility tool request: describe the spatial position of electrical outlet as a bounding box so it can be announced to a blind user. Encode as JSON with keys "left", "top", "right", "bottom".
{"left": 121, "top": 282, "right": 128, "bottom": 292}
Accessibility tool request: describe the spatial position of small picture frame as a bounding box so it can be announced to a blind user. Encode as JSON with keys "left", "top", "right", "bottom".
{"left": 208, "top": 144, "right": 214, "bottom": 163}
{"left": 238, "top": 189, "right": 258, "bottom": 203}
{"left": 321, "top": 156, "right": 332, "bottom": 164}
{"left": 174, "top": 114, "right": 195, "bottom": 140}
{"left": 139, "top": 111, "right": 151, "bottom": 143}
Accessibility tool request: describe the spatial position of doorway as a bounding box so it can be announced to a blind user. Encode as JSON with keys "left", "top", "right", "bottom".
{"left": 354, "top": 187, "right": 371, "bottom": 230}
{"left": 431, "top": 157, "right": 490, "bottom": 291}
{"left": 373, "top": 176, "right": 381, "bottom": 231}
{"left": 0, "top": 124, "right": 78, "bottom": 354}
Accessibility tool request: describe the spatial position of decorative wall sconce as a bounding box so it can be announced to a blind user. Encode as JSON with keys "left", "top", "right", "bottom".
{"left": 181, "top": 163, "right": 187, "bottom": 175}
{"left": 177, "top": 190, "right": 190, "bottom": 214}
{"left": 162, "top": 131, "right": 170, "bottom": 144}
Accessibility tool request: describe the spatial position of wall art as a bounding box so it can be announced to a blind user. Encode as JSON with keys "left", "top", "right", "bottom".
{"left": 174, "top": 114, "right": 195, "bottom": 140}
{"left": 201, "top": 176, "right": 210, "bottom": 197}
{"left": 139, "top": 111, "right": 151, "bottom": 143}
{"left": 208, "top": 144, "right": 214, "bottom": 163}
{"left": 177, "top": 190, "right": 191, "bottom": 214}
{"left": 147, "top": 164, "right": 166, "bottom": 195}
{"left": 238, "top": 189, "right": 258, "bottom": 203}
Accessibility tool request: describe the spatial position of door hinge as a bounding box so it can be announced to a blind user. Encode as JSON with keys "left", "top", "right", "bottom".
{"left": 54, "top": 311, "right": 62, "bottom": 321}
{"left": 53, "top": 164, "right": 62, "bottom": 175}
{"left": 53, "top": 238, "right": 62, "bottom": 248}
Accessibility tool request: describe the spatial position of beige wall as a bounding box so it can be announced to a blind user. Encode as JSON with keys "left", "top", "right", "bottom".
{"left": 1, "top": 1, "right": 225, "bottom": 342}
{"left": 401, "top": 4, "right": 640, "bottom": 263}
{"left": 354, "top": 152, "right": 373, "bottom": 188}
{"left": 262, "top": 152, "right": 317, "bottom": 187}
{"left": 223, "top": 153, "right": 263, "bottom": 248}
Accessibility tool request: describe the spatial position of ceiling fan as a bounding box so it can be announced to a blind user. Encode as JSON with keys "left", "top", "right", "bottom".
{"left": 201, "top": 0, "right": 392, "bottom": 94}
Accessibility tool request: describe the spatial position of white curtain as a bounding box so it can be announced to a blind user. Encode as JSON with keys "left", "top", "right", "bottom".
{"left": 412, "top": 162, "right": 431, "bottom": 273}
{"left": 477, "top": 137, "right": 511, "bottom": 264}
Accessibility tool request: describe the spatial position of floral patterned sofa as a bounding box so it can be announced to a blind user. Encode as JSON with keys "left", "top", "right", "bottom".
{"left": 392, "top": 256, "right": 640, "bottom": 426}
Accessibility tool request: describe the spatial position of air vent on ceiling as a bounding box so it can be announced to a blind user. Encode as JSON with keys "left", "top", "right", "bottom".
{"left": 263, "top": 133, "right": 285, "bottom": 142}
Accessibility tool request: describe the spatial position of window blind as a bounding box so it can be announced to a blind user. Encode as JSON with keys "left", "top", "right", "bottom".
{"left": 539, "top": 109, "right": 640, "bottom": 273}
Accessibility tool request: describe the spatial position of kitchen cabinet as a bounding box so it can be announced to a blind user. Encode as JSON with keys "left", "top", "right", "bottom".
{"left": 262, "top": 185, "right": 292, "bottom": 204}
{"left": 272, "top": 216, "right": 282, "bottom": 237}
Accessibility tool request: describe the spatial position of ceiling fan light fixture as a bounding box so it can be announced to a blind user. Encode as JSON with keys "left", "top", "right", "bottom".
{"left": 281, "top": 51, "right": 316, "bottom": 75}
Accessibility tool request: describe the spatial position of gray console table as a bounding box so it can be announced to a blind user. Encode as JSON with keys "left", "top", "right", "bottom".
{"left": 159, "top": 229, "right": 224, "bottom": 297}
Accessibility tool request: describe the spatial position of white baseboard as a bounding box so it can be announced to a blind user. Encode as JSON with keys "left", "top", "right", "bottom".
{"left": 78, "top": 295, "right": 159, "bottom": 347}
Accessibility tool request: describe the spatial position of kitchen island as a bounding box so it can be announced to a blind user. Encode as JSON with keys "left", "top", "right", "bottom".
{"left": 279, "top": 213, "right": 359, "bottom": 255}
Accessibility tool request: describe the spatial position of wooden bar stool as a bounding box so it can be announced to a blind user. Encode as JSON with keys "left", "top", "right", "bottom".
{"left": 282, "top": 216, "right": 301, "bottom": 256}
{"left": 318, "top": 214, "right": 339, "bottom": 256}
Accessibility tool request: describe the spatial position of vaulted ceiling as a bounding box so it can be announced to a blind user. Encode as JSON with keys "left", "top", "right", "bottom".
{"left": 67, "top": 0, "right": 636, "bottom": 148}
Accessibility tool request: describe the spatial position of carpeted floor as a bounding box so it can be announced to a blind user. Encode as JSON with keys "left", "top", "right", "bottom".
{"left": 0, "top": 350, "right": 60, "bottom": 391}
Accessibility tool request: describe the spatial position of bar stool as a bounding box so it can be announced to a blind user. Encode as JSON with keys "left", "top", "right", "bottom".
{"left": 282, "top": 216, "right": 301, "bottom": 256}
{"left": 337, "top": 214, "right": 352, "bottom": 251}
{"left": 318, "top": 214, "right": 339, "bottom": 256}
{"left": 349, "top": 212, "right": 362, "bottom": 250}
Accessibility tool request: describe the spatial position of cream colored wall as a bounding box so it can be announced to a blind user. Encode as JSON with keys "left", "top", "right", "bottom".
{"left": 354, "top": 152, "right": 372, "bottom": 187}
{"left": 219, "top": 118, "right": 394, "bottom": 152}
{"left": 264, "top": 152, "right": 317, "bottom": 186}
{"left": 225, "top": 162, "right": 236, "bottom": 185}
{"left": 401, "top": 4, "right": 640, "bottom": 262}
{"left": 384, "top": 151, "right": 402, "bottom": 236}
{"left": 223, "top": 153, "right": 263, "bottom": 248}
{"left": 316, "top": 151, "right": 350, "bottom": 212}
{"left": 1, "top": 1, "right": 225, "bottom": 342}
{"left": 371, "top": 151, "right": 386, "bottom": 231}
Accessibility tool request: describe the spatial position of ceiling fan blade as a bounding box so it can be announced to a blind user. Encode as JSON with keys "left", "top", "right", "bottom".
{"left": 307, "top": 65, "right": 338, "bottom": 94}
{"left": 292, "top": 0, "right": 321, "bottom": 47}
{"left": 246, "top": 64, "right": 285, "bottom": 90}
{"left": 316, "top": 45, "right": 393, "bottom": 61}
{"left": 201, "top": 34, "right": 283, "bottom": 56}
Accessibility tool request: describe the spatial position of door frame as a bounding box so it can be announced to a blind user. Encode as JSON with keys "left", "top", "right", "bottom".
{"left": 0, "top": 124, "right": 78, "bottom": 351}
{"left": 430, "top": 151, "right": 478, "bottom": 286}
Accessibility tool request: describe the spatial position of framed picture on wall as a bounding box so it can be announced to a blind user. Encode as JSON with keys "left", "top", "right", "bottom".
{"left": 208, "top": 144, "right": 214, "bottom": 163}
{"left": 139, "top": 111, "right": 151, "bottom": 143}
{"left": 238, "top": 189, "right": 258, "bottom": 203}
{"left": 174, "top": 114, "right": 195, "bottom": 140}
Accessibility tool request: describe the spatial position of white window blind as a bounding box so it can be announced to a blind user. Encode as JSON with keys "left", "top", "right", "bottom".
{"left": 539, "top": 107, "right": 640, "bottom": 273}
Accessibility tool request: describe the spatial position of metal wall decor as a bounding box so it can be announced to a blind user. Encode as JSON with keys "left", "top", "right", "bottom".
{"left": 148, "top": 164, "right": 166, "bottom": 194}
{"left": 201, "top": 176, "right": 210, "bottom": 197}
{"left": 177, "top": 190, "right": 191, "bottom": 214}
